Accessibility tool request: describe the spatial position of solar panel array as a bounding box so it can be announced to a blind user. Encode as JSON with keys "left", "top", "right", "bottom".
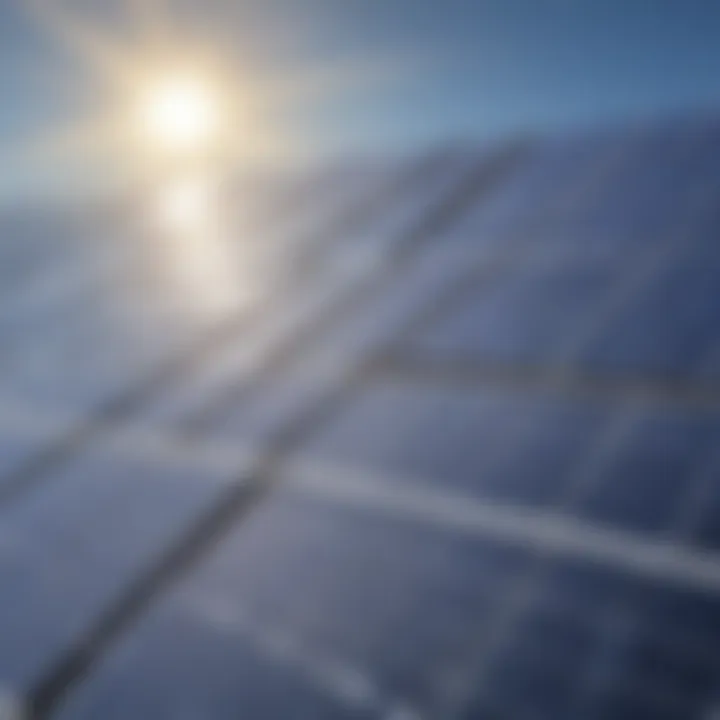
{"left": 1, "top": 118, "right": 720, "bottom": 719}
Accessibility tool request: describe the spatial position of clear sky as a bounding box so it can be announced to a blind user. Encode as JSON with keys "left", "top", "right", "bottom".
{"left": 3, "top": 0, "right": 720, "bottom": 198}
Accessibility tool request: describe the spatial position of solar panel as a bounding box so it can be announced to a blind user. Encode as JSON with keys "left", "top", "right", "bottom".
{"left": 2, "top": 119, "right": 720, "bottom": 720}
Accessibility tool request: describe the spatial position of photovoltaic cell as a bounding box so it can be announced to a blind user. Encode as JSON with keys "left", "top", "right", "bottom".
{"left": 0, "top": 442, "right": 236, "bottom": 690}
{"left": 56, "top": 607, "right": 374, "bottom": 720}
{"left": 408, "top": 256, "right": 619, "bottom": 364}
{"left": 54, "top": 491, "right": 531, "bottom": 719}
{"left": 572, "top": 409, "right": 720, "bottom": 534}
{"left": 288, "top": 380, "right": 609, "bottom": 507}
{"left": 462, "top": 559, "right": 720, "bottom": 720}
{"left": 582, "top": 260, "right": 720, "bottom": 376}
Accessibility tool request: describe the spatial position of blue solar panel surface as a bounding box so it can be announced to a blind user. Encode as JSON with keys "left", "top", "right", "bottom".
{"left": 0, "top": 120, "right": 720, "bottom": 719}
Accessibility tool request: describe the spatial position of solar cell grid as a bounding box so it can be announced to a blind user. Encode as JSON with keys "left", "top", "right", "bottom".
{"left": 571, "top": 409, "right": 720, "bottom": 534}
{"left": 198, "top": 238, "right": 488, "bottom": 446}
{"left": 287, "top": 380, "right": 609, "bottom": 510}
{"left": 4, "top": 121, "right": 720, "bottom": 719}
{"left": 51, "top": 490, "right": 531, "bottom": 720}
{"left": 128, "top": 152, "right": 486, "bottom": 438}
{"left": 0, "top": 440, "right": 236, "bottom": 691}
{"left": 122, "top": 156, "right": 431, "bottom": 432}
{"left": 460, "top": 560, "right": 720, "bottom": 719}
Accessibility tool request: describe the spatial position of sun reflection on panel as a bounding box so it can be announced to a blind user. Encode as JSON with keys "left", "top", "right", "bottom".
{"left": 156, "top": 173, "right": 213, "bottom": 231}
{"left": 150, "top": 172, "right": 250, "bottom": 319}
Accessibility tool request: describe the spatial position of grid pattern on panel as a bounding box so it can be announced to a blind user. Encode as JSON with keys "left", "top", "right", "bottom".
{"left": 1, "top": 121, "right": 720, "bottom": 720}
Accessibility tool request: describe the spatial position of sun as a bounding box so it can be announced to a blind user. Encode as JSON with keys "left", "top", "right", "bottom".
{"left": 135, "top": 71, "right": 225, "bottom": 156}
{"left": 17, "top": 0, "right": 384, "bottom": 176}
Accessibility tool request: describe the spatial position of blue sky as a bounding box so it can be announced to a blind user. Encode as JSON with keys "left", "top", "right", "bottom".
{"left": 285, "top": 0, "right": 720, "bottom": 149}
{"left": 3, "top": 0, "right": 720, "bottom": 196}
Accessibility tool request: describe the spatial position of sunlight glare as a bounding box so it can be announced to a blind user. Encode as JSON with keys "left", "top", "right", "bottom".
{"left": 138, "top": 72, "right": 223, "bottom": 155}
{"left": 152, "top": 173, "right": 249, "bottom": 317}
{"left": 156, "top": 172, "right": 212, "bottom": 231}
